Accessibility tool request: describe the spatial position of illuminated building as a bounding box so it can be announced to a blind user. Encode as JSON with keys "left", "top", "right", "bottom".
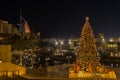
{"left": 23, "top": 20, "right": 31, "bottom": 38}
{"left": 0, "top": 20, "right": 20, "bottom": 44}
{"left": 41, "top": 32, "right": 120, "bottom": 67}
{"left": 0, "top": 20, "right": 26, "bottom": 77}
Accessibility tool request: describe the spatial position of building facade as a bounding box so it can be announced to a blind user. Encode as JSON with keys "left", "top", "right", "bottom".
{"left": 0, "top": 20, "right": 20, "bottom": 44}
{"left": 41, "top": 33, "right": 120, "bottom": 67}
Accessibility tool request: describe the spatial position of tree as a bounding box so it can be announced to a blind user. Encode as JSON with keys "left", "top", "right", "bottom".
{"left": 77, "top": 17, "right": 100, "bottom": 73}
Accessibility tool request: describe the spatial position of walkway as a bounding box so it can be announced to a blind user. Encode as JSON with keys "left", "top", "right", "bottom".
{"left": 21, "top": 67, "right": 119, "bottom": 80}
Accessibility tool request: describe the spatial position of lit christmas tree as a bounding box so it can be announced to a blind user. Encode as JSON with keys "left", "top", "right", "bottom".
{"left": 77, "top": 17, "right": 100, "bottom": 73}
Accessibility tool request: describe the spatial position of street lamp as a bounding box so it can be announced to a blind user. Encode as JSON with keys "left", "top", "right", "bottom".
{"left": 61, "top": 41, "right": 64, "bottom": 45}
{"left": 102, "top": 39, "right": 105, "bottom": 42}
{"left": 69, "top": 41, "right": 72, "bottom": 45}
{"left": 55, "top": 41, "right": 58, "bottom": 49}
{"left": 19, "top": 50, "right": 23, "bottom": 65}
{"left": 55, "top": 41, "right": 58, "bottom": 45}
{"left": 109, "top": 38, "right": 113, "bottom": 42}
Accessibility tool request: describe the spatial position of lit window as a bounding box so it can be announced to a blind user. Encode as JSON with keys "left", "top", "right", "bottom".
{"left": 0, "top": 37, "right": 3, "bottom": 40}
{"left": 119, "top": 53, "right": 120, "bottom": 56}
{"left": 119, "top": 38, "right": 120, "bottom": 41}
{"left": 108, "top": 44, "right": 113, "bottom": 48}
{"left": 116, "top": 54, "right": 118, "bottom": 56}
{"left": 111, "top": 52, "right": 113, "bottom": 56}
{"left": 113, "top": 44, "right": 115, "bottom": 48}
{"left": 69, "top": 41, "right": 72, "bottom": 44}
{"left": 0, "top": 61, "right": 2, "bottom": 63}
{"left": 108, "top": 44, "right": 110, "bottom": 47}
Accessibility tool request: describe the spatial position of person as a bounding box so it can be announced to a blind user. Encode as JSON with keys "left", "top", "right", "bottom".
{"left": 38, "top": 64, "right": 44, "bottom": 73}
{"left": 73, "top": 62, "right": 80, "bottom": 72}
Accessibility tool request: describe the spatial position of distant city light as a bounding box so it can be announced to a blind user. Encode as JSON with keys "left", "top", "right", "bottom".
{"left": 109, "top": 38, "right": 113, "bottom": 42}
{"left": 55, "top": 41, "right": 58, "bottom": 45}
{"left": 0, "top": 61, "right": 2, "bottom": 63}
{"left": 102, "top": 39, "right": 105, "bottom": 42}
{"left": 69, "top": 41, "right": 72, "bottom": 44}
{"left": 45, "top": 58, "right": 50, "bottom": 60}
{"left": 0, "top": 37, "right": 3, "bottom": 40}
{"left": 68, "top": 39, "right": 71, "bottom": 42}
{"left": 119, "top": 38, "right": 120, "bottom": 41}
{"left": 61, "top": 41, "right": 64, "bottom": 45}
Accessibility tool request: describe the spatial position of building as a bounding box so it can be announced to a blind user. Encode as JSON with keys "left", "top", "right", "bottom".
{"left": 96, "top": 33, "right": 120, "bottom": 67}
{"left": 41, "top": 33, "right": 120, "bottom": 67}
{"left": 0, "top": 20, "right": 20, "bottom": 44}
{"left": 41, "top": 37, "right": 79, "bottom": 50}
{"left": 0, "top": 45, "right": 11, "bottom": 62}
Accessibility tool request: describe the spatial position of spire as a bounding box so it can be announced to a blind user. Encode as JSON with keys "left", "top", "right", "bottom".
{"left": 19, "top": 10, "right": 24, "bottom": 32}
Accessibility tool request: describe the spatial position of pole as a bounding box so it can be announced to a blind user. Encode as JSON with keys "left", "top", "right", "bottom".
{"left": 30, "top": 48, "right": 34, "bottom": 69}
{"left": 19, "top": 50, "right": 23, "bottom": 65}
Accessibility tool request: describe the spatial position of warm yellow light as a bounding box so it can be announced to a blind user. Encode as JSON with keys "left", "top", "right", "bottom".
{"left": 0, "top": 37, "right": 3, "bottom": 40}
{"left": 102, "top": 39, "right": 105, "bottom": 42}
{"left": 69, "top": 41, "right": 72, "bottom": 44}
{"left": 24, "top": 21, "right": 31, "bottom": 33}
{"left": 0, "top": 61, "right": 2, "bottom": 63}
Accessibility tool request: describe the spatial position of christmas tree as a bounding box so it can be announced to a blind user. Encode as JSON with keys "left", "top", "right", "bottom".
{"left": 77, "top": 17, "right": 100, "bottom": 73}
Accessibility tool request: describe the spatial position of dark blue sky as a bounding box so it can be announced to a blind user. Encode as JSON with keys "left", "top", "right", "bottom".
{"left": 0, "top": 0, "right": 120, "bottom": 38}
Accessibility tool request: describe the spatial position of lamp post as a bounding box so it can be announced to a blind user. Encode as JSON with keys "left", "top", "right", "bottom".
{"left": 30, "top": 49, "right": 34, "bottom": 69}
{"left": 55, "top": 41, "right": 58, "bottom": 49}
{"left": 45, "top": 57, "right": 49, "bottom": 75}
{"left": 19, "top": 50, "right": 23, "bottom": 65}
{"left": 68, "top": 41, "right": 72, "bottom": 49}
{"left": 60, "top": 41, "right": 64, "bottom": 50}
{"left": 30, "top": 43, "right": 34, "bottom": 69}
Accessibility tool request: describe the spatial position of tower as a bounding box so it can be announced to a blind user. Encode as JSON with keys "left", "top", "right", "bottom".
{"left": 23, "top": 20, "right": 31, "bottom": 38}
{"left": 19, "top": 10, "right": 24, "bottom": 33}
{"left": 18, "top": 11, "right": 31, "bottom": 38}
{"left": 77, "top": 17, "right": 100, "bottom": 72}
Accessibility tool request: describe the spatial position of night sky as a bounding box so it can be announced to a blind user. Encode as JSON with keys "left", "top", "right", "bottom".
{"left": 0, "top": 0, "right": 120, "bottom": 38}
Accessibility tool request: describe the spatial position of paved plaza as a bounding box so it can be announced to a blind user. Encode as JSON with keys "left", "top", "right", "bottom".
{"left": 20, "top": 67, "right": 120, "bottom": 80}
